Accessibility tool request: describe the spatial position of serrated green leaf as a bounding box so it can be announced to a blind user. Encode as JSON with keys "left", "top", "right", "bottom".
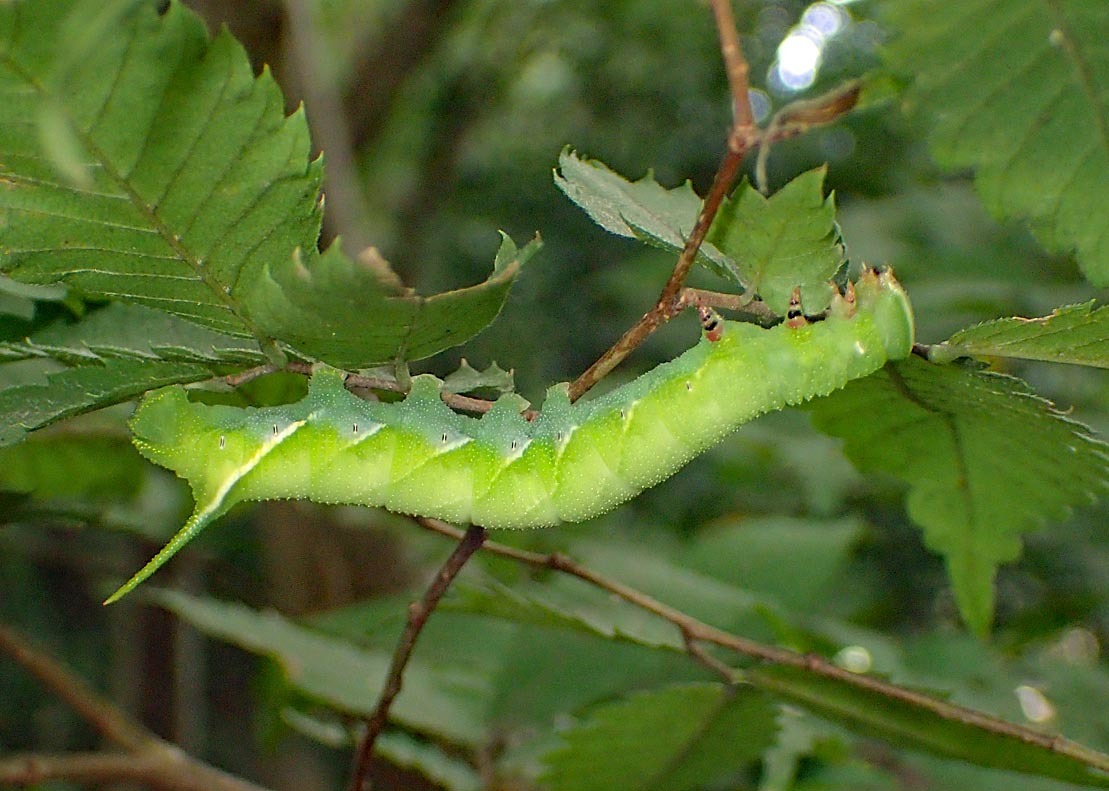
{"left": 707, "top": 167, "right": 843, "bottom": 315}
{"left": 152, "top": 590, "right": 490, "bottom": 746}
{"left": 682, "top": 516, "right": 863, "bottom": 612}
{"left": 554, "top": 148, "right": 741, "bottom": 283}
{"left": 809, "top": 356, "right": 1109, "bottom": 634}
{"left": 541, "top": 682, "right": 778, "bottom": 791}
{"left": 931, "top": 302, "right": 1109, "bottom": 368}
{"left": 751, "top": 665, "right": 1109, "bottom": 788}
{"left": 0, "top": 0, "right": 322, "bottom": 337}
{"left": 883, "top": 0, "right": 1109, "bottom": 285}
{"left": 0, "top": 358, "right": 210, "bottom": 446}
{"left": 245, "top": 235, "right": 538, "bottom": 368}
{"left": 0, "top": 2, "right": 534, "bottom": 369}
{"left": 0, "top": 302, "right": 269, "bottom": 366}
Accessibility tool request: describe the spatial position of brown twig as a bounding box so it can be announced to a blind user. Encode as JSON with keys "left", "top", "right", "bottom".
{"left": 755, "top": 80, "right": 862, "bottom": 193}
{"left": 711, "top": 0, "right": 755, "bottom": 130}
{"left": 415, "top": 518, "right": 1109, "bottom": 775}
{"left": 0, "top": 624, "right": 274, "bottom": 791}
{"left": 0, "top": 623, "right": 154, "bottom": 751}
{"left": 347, "top": 525, "right": 487, "bottom": 791}
{"left": 567, "top": 0, "right": 758, "bottom": 402}
{"left": 676, "top": 287, "right": 777, "bottom": 324}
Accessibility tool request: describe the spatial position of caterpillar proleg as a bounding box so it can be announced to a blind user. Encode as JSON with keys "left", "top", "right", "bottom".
{"left": 108, "top": 268, "right": 913, "bottom": 602}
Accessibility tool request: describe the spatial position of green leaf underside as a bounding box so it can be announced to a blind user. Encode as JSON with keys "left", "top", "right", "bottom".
{"left": 541, "top": 683, "right": 778, "bottom": 791}
{"left": 0, "top": 0, "right": 530, "bottom": 369}
{"left": 245, "top": 234, "right": 539, "bottom": 368}
{"left": 152, "top": 590, "right": 489, "bottom": 746}
{"left": 554, "top": 149, "right": 741, "bottom": 283}
{"left": 155, "top": 542, "right": 1109, "bottom": 786}
{"left": 0, "top": 358, "right": 210, "bottom": 446}
{"left": 707, "top": 167, "right": 844, "bottom": 315}
{"left": 0, "top": 302, "right": 269, "bottom": 366}
{"left": 752, "top": 665, "right": 1109, "bottom": 788}
{"left": 883, "top": 0, "right": 1109, "bottom": 285}
{"left": 445, "top": 578, "right": 684, "bottom": 651}
{"left": 933, "top": 302, "right": 1109, "bottom": 368}
{"left": 809, "top": 356, "right": 1109, "bottom": 634}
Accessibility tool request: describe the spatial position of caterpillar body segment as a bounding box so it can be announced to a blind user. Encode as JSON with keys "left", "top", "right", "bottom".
{"left": 110, "top": 270, "right": 913, "bottom": 602}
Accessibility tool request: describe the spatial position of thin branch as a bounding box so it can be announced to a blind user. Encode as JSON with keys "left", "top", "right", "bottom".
{"left": 710, "top": 0, "right": 754, "bottom": 129}
{"left": 683, "top": 632, "right": 741, "bottom": 683}
{"left": 223, "top": 364, "right": 282, "bottom": 388}
{"left": 676, "top": 287, "right": 777, "bottom": 324}
{"left": 0, "top": 752, "right": 168, "bottom": 788}
{"left": 0, "top": 751, "right": 274, "bottom": 791}
{"left": 0, "top": 623, "right": 155, "bottom": 751}
{"left": 224, "top": 361, "right": 531, "bottom": 418}
{"left": 347, "top": 525, "right": 487, "bottom": 791}
{"left": 415, "top": 518, "right": 1109, "bottom": 775}
{"left": 567, "top": 1, "right": 757, "bottom": 402}
{"left": 0, "top": 624, "right": 275, "bottom": 791}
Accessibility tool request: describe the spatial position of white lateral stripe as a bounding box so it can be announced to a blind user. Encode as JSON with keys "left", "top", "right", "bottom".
{"left": 345, "top": 421, "right": 385, "bottom": 444}
{"left": 196, "top": 420, "right": 306, "bottom": 524}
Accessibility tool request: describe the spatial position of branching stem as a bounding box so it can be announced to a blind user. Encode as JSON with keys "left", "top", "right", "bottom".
{"left": 0, "top": 624, "right": 274, "bottom": 791}
{"left": 567, "top": 0, "right": 757, "bottom": 402}
{"left": 416, "top": 518, "right": 1109, "bottom": 775}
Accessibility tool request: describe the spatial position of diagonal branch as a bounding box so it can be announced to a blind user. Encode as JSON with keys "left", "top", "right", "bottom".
{"left": 0, "top": 623, "right": 275, "bottom": 791}
{"left": 567, "top": 0, "right": 757, "bottom": 402}
{"left": 0, "top": 623, "right": 155, "bottom": 752}
{"left": 347, "top": 524, "right": 488, "bottom": 791}
{"left": 416, "top": 518, "right": 1109, "bottom": 776}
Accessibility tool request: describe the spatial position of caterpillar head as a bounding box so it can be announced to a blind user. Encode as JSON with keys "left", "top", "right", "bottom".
{"left": 855, "top": 267, "right": 914, "bottom": 360}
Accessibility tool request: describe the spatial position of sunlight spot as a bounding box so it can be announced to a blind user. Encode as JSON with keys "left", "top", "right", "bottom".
{"left": 834, "top": 644, "right": 872, "bottom": 673}
{"left": 769, "top": 2, "right": 850, "bottom": 93}
{"left": 1015, "top": 685, "right": 1056, "bottom": 724}
{"left": 774, "top": 33, "right": 822, "bottom": 91}
{"left": 803, "top": 2, "right": 846, "bottom": 37}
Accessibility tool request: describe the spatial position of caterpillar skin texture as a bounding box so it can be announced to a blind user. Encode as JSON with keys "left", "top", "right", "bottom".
{"left": 110, "top": 269, "right": 913, "bottom": 602}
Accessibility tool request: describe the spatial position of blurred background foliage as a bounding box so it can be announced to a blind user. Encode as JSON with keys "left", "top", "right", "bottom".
{"left": 1, "top": 1, "right": 1106, "bottom": 789}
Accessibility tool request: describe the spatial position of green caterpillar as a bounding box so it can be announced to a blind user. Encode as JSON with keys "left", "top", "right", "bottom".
{"left": 107, "top": 268, "right": 913, "bottom": 603}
